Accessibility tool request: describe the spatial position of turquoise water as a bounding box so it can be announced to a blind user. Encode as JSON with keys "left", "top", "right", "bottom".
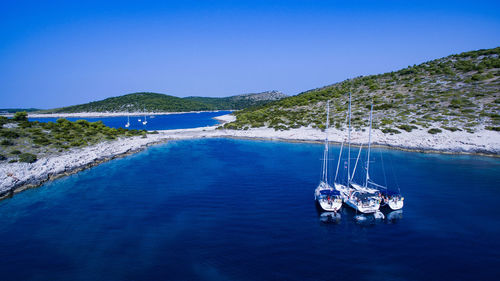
{"left": 29, "top": 111, "right": 233, "bottom": 130}
{"left": 1, "top": 139, "right": 499, "bottom": 280}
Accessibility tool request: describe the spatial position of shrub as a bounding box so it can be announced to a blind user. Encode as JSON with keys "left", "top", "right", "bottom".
{"left": 13, "top": 111, "right": 28, "bottom": 122}
{"left": 1, "top": 139, "right": 14, "bottom": 146}
{"left": 10, "top": 150, "right": 21, "bottom": 155}
{"left": 0, "top": 116, "right": 8, "bottom": 126}
{"left": 33, "top": 137, "right": 51, "bottom": 145}
{"left": 382, "top": 128, "right": 401, "bottom": 134}
{"left": 18, "top": 153, "right": 37, "bottom": 163}
{"left": 75, "top": 119, "right": 90, "bottom": 127}
{"left": 398, "top": 124, "right": 418, "bottom": 132}
{"left": 0, "top": 130, "right": 20, "bottom": 138}
{"left": 0, "top": 154, "right": 6, "bottom": 161}
{"left": 485, "top": 126, "right": 500, "bottom": 131}
{"left": 442, "top": 126, "right": 461, "bottom": 132}
{"left": 428, "top": 128, "right": 442, "bottom": 134}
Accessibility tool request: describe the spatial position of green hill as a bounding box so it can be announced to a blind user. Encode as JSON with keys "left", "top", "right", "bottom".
{"left": 0, "top": 108, "right": 41, "bottom": 114}
{"left": 185, "top": 90, "right": 287, "bottom": 110}
{"left": 38, "top": 91, "right": 286, "bottom": 113}
{"left": 41, "top": 92, "right": 213, "bottom": 113}
{"left": 224, "top": 47, "right": 500, "bottom": 133}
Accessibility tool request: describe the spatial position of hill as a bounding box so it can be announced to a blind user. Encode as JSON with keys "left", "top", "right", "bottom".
{"left": 39, "top": 91, "right": 287, "bottom": 114}
{"left": 40, "top": 93, "right": 213, "bottom": 113}
{"left": 0, "top": 108, "right": 41, "bottom": 114}
{"left": 185, "top": 90, "right": 287, "bottom": 110}
{"left": 224, "top": 47, "right": 500, "bottom": 134}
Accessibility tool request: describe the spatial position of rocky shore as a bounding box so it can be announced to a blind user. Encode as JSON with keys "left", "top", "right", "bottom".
{"left": 1, "top": 114, "right": 499, "bottom": 200}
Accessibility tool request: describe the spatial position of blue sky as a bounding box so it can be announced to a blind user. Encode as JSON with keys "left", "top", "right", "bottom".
{"left": 1, "top": 0, "right": 499, "bottom": 108}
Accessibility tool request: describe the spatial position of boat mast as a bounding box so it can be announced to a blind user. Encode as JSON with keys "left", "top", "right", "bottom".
{"left": 347, "top": 92, "right": 352, "bottom": 185}
{"left": 365, "top": 103, "right": 373, "bottom": 187}
{"left": 351, "top": 143, "right": 363, "bottom": 180}
{"left": 321, "top": 101, "right": 330, "bottom": 183}
{"left": 335, "top": 113, "right": 348, "bottom": 183}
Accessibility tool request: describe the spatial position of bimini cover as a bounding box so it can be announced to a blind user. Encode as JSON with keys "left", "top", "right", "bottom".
{"left": 319, "top": 189, "right": 340, "bottom": 196}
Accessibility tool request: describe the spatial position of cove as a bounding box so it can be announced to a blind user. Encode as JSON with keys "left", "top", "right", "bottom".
{"left": 0, "top": 138, "right": 499, "bottom": 280}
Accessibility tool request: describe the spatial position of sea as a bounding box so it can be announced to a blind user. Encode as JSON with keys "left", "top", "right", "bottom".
{"left": 29, "top": 110, "right": 233, "bottom": 130}
{"left": 1, "top": 137, "right": 499, "bottom": 280}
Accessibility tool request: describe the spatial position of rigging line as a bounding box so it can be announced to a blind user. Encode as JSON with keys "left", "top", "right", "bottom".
{"left": 351, "top": 143, "right": 363, "bottom": 182}
{"left": 379, "top": 148, "right": 388, "bottom": 189}
{"left": 388, "top": 151, "right": 401, "bottom": 193}
{"left": 334, "top": 112, "right": 349, "bottom": 183}
{"left": 347, "top": 92, "right": 352, "bottom": 184}
{"left": 365, "top": 103, "right": 373, "bottom": 187}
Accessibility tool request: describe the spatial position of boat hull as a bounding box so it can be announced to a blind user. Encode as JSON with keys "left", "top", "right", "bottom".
{"left": 344, "top": 199, "right": 380, "bottom": 214}
{"left": 387, "top": 199, "right": 404, "bottom": 210}
{"left": 316, "top": 198, "right": 342, "bottom": 212}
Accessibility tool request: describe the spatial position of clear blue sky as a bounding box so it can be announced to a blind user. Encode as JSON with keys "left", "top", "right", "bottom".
{"left": 1, "top": 0, "right": 499, "bottom": 108}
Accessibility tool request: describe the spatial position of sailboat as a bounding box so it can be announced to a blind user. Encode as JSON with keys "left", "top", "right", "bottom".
{"left": 314, "top": 101, "right": 343, "bottom": 212}
{"left": 340, "top": 93, "right": 381, "bottom": 214}
{"left": 125, "top": 115, "right": 130, "bottom": 128}
{"left": 142, "top": 107, "right": 148, "bottom": 125}
{"left": 334, "top": 93, "right": 355, "bottom": 200}
{"left": 361, "top": 104, "right": 404, "bottom": 211}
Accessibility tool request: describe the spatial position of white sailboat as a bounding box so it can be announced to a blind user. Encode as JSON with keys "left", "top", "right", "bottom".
{"left": 363, "top": 104, "right": 404, "bottom": 210}
{"left": 314, "top": 101, "right": 343, "bottom": 212}
{"left": 341, "top": 93, "right": 381, "bottom": 214}
{"left": 125, "top": 115, "right": 130, "bottom": 128}
{"left": 142, "top": 107, "right": 148, "bottom": 125}
{"left": 335, "top": 92, "right": 355, "bottom": 200}
{"left": 362, "top": 104, "right": 404, "bottom": 211}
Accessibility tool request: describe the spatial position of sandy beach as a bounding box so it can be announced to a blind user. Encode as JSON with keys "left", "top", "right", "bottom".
{"left": 1, "top": 113, "right": 499, "bottom": 200}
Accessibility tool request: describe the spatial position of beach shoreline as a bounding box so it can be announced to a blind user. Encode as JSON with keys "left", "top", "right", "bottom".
{"left": 1, "top": 113, "right": 499, "bottom": 201}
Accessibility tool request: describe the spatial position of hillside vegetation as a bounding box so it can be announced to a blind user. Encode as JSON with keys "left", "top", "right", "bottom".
{"left": 0, "top": 112, "right": 147, "bottom": 163}
{"left": 224, "top": 47, "right": 500, "bottom": 134}
{"left": 39, "top": 91, "right": 286, "bottom": 113}
{"left": 0, "top": 108, "right": 40, "bottom": 113}
{"left": 185, "top": 90, "right": 286, "bottom": 110}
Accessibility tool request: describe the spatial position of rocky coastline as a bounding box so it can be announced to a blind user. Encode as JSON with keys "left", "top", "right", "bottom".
{"left": 1, "top": 114, "right": 499, "bottom": 201}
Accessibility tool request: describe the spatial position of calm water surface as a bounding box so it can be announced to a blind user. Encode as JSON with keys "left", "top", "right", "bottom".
{"left": 1, "top": 139, "right": 499, "bottom": 280}
{"left": 29, "top": 111, "right": 232, "bottom": 130}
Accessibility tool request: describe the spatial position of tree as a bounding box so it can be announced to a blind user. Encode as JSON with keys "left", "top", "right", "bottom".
{"left": 13, "top": 111, "right": 28, "bottom": 121}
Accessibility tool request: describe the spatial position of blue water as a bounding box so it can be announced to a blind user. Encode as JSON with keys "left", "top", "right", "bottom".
{"left": 29, "top": 111, "right": 232, "bottom": 130}
{"left": 1, "top": 139, "right": 500, "bottom": 280}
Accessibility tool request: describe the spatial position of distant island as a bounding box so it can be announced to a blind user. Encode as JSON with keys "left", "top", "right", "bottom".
{"left": 31, "top": 90, "right": 287, "bottom": 114}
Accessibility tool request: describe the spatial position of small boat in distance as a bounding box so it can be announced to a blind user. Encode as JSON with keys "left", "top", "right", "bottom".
{"left": 142, "top": 107, "right": 148, "bottom": 125}
{"left": 314, "top": 101, "right": 342, "bottom": 212}
{"left": 125, "top": 115, "right": 130, "bottom": 128}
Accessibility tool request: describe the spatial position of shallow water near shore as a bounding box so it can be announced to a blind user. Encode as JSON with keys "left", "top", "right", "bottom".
{"left": 1, "top": 138, "right": 499, "bottom": 280}
{"left": 29, "top": 110, "right": 232, "bottom": 130}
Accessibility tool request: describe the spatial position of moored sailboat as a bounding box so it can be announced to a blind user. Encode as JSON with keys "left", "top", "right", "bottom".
{"left": 362, "top": 103, "right": 404, "bottom": 211}
{"left": 314, "top": 101, "right": 342, "bottom": 212}
{"left": 142, "top": 107, "right": 148, "bottom": 125}
{"left": 341, "top": 93, "right": 381, "bottom": 214}
{"left": 125, "top": 115, "right": 130, "bottom": 128}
